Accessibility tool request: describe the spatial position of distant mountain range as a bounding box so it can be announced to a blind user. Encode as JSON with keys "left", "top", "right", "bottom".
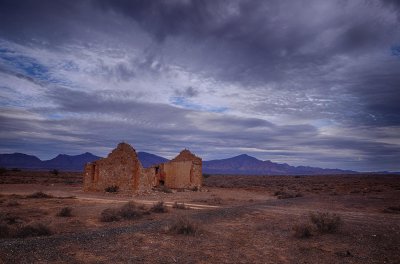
{"left": 0, "top": 151, "right": 358, "bottom": 175}
{"left": 202, "top": 154, "right": 355, "bottom": 175}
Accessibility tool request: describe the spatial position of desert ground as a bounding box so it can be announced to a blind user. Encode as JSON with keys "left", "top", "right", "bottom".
{"left": 0, "top": 171, "right": 399, "bottom": 264}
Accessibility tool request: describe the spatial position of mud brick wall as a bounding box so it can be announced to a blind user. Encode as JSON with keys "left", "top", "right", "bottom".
{"left": 83, "top": 143, "right": 152, "bottom": 192}
{"left": 84, "top": 143, "right": 203, "bottom": 193}
{"left": 162, "top": 150, "right": 203, "bottom": 189}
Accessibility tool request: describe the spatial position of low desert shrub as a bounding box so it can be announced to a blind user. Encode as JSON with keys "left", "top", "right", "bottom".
{"left": 169, "top": 216, "right": 200, "bottom": 235}
{"left": 274, "top": 190, "right": 302, "bottom": 199}
{"left": 120, "top": 202, "right": 143, "bottom": 219}
{"left": 202, "top": 173, "right": 211, "bottom": 179}
{"left": 100, "top": 202, "right": 150, "bottom": 222}
{"left": 16, "top": 223, "right": 52, "bottom": 238}
{"left": 105, "top": 185, "right": 119, "bottom": 193}
{"left": 160, "top": 186, "right": 173, "bottom": 193}
{"left": 50, "top": 169, "right": 59, "bottom": 176}
{"left": 191, "top": 186, "right": 199, "bottom": 192}
{"left": 293, "top": 223, "right": 313, "bottom": 238}
{"left": 310, "top": 212, "right": 342, "bottom": 233}
{"left": 172, "top": 202, "right": 187, "bottom": 210}
{"left": 3, "top": 215, "right": 21, "bottom": 225}
{"left": 27, "top": 191, "right": 53, "bottom": 199}
{"left": 383, "top": 206, "right": 400, "bottom": 214}
{"left": 6, "top": 200, "right": 20, "bottom": 207}
{"left": 151, "top": 201, "right": 168, "bottom": 213}
{"left": 100, "top": 208, "right": 121, "bottom": 222}
{"left": 0, "top": 167, "right": 7, "bottom": 175}
{"left": 57, "top": 207, "right": 73, "bottom": 217}
{"left": 0, "top": 224, "right": 10, "bottom": 238}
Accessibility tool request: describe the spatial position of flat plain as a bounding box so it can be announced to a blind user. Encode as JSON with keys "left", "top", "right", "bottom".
{"left": 1, "top": 171, "right": 399, "bottom": 263}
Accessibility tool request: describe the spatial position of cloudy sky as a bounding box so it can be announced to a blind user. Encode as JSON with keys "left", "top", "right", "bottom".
{"left": 0, "top": 0, "right": 399, "bottom": 171}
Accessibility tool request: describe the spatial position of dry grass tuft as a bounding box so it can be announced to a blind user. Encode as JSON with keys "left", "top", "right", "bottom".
{"left": 383, "top": 206, "right": 400, "bottom": 214}
{"left": 27, "top": 192, "right": 53, "bottom": 199}
{"left": 120, "top": 202, "right": 145, "bottom": 219}
{"left": 100, "top": 208, "right": 121, "bottom": 222}
{"left": 151, "top": 201, "right": 168, "bottom": 213}
{"left": 172, "top": 202, "right": 187, "bottom": 210}
{"left": 57, "top": 207, "right": 73, "bottom": 217}
{"left": 6, "top": 200, "right": 20, "bottom": 207}
{"left": 105, "top": 185, "right": 119, "bottom": 193}
{"left": 0, "top": 223, "right": 10, "bottom": 238}
{"left": 293, "top": 223, "right": 313, "bottom": 238}
{"left": 16, "top": 223, "right": 52, "bottom": 238}
{"left": 100, "top": 202, "right": 150, "bottom": 222}
{"left": 169, "top": 216, "right": 200, "bottom": 235}
{"left": 310, "top": 212, "right": 342, "bottom": 233}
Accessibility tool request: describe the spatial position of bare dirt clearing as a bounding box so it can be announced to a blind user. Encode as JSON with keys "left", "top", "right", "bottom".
{"left": 1, "top": 171, "right": 399, "bottom": 263}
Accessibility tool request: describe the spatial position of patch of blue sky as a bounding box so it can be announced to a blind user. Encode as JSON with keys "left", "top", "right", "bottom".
{"left": 46, "top": 113, "right": 65, "bottom": 120}
{"left": 391, "top": 45, "right": 400, "bottom": 57}
{"left": 60, "top": 60, "right": 79, "bottom": 72}
{"left": 170, "top": 96, "right": 228, "bottom": 113}
{"left": 311, "top": 119, "right": 334, "bottom": 128}
{"left": 0, "top": 49, "right": 48, "bottom": 79}
{"left": 0, "top": 89, "right": 30, "bottom": 108}
{"left": 0, "top": 48, "right": 73, "bottom": 87}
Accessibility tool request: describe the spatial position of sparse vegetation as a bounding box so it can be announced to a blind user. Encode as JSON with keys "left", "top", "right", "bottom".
{"left": 310, "top": 212, "right": 342, "bottom": 233}
{"left": 274, "top": 190, "right": 302, "bottom": 199}
{"left": 293, "top": 223, "right": 313, "bottom": 238}
{"left": 105, "top": 185, "right": 119, "bottom": 193}
{"left": 6, "top": 200, "right": 20, "bottom": 207}
{"left": 1, "top": 214, "right": 21, "bottom": 225}
{"left": 100, "top": 208, "right": 121, "bottom": 222}
{"left": 119, "top": 202, "right": 144, "bottom": 219}
{"left": 203, "top": 173, "right": 211, "bottom": 179}
{"left": 57, "top": 207, "right": 73, "bottom": 217}
{"left": 160, "top": 186, "right": 173, "bottom": 193}
{"left": 100, "top": 202, "right": 149, "bottom": 222}
{"left": 0, "top": 224, "right": 10, "bottom": 238}
{"left": 168, "top": 216, "right": 200, "bottom": 235}
{"left": 16, "top": 223, "right": 52, "bottom": 238}
{"left": 151, "top": 201, "right": 168, "bottom": 213}
{"left": 172, "top": 202, "right": 187, "bottom": 210}
{"left": 0, "top": 167, "right": 7, "bottom": 175}
{"left": 191, "top": 186, "right": 199, "bottom": 191}
{"left": 383, "top": 206, "right": 400, "bottom": 214}
{"left": 50, "top": 169, "right": 59, "bottom": 176}
{"left": 27, "top": 191, "right": 53, "bottom": 199}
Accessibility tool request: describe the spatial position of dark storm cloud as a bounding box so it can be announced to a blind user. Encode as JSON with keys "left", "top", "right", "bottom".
{"left": 0, "top": 0, "right": 81, "bottom": 44}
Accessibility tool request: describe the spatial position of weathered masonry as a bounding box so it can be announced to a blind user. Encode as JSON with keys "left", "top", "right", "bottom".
{"left": 83, "top": 142, "right": 202, "bottom": 193}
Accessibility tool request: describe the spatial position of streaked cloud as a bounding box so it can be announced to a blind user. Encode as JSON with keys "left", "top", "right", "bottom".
{"left": 0, "top": 0, "right": 399, "bottom": 171}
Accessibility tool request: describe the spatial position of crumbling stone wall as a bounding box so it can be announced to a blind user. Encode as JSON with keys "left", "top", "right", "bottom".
{"left": 83, "top": 143, "right": 152, "bottom": 193}
{"left": 84, "top": 143, "right": 202, "bottom": 193}
{"left": 159, "top": 149, "right": 202, "bottom": 189}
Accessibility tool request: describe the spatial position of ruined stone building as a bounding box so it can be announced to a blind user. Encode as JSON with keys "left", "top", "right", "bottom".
{"left": 83, "top": 142, "right": 202, "bottom": 193}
